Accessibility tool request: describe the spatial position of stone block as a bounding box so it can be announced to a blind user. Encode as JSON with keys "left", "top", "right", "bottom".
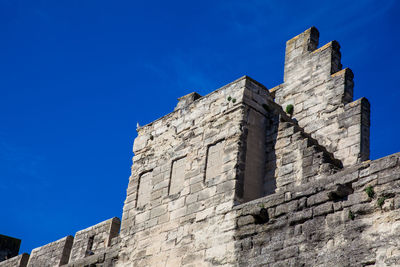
{"left": 307, "top": 191, "right": 330, "bottom": 206}
{"left": 27, "top": 236, "right": 73, "bottom": 267}
{"left": 288, "top": 209, "right": 312, "bottom": 225}
{"left": 313, "top": 202, "right": 333, "bottom": 216}
{"left": 0, "top": 253, "right": 29, "bottom": 267}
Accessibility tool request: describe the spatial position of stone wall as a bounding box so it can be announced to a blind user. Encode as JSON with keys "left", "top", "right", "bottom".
{"left": 27, "top": 236, "right": 73, "bottom": 267}
{"left": 272, "top": 27, "right": 370, "bottom": 167}
{"left": 117, "top": 74, "right": 316, "bottom": 265}
{"left": 2, "top": 27, "right": 397, "bottom": 267}
{"left": 273, "top": 120, "right": 341, "bottom": 190}
{"left": 118, "top": 77, "right": 249, "bottom": 266}
{"left": 0, "top": 254, "right": 29, "bottom": 267}
{"left": 68, "top": 217, "right": 120, "bottom": 262}
{"left": 234, "top": 152, "right": 400, "bottom": 266}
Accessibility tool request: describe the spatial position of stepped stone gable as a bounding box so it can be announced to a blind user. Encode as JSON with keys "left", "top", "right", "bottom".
{"left": 1, "top": 27, "right": 399, "bottom": 267}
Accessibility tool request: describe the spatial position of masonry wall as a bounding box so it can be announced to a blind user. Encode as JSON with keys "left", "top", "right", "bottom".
{"left": 234, "top": 152, "right": 400, "bottom": 266}
{"left": 117, "top": 75, "right": 296, "bottom": 266}
{"left": 68, "top": 217, "right": 120, "bottom": 263}
{"left": 27, "top": 236, "right": 73, "bottom": 267}
{"left": 273, "top": 120, "right": 342, "bottom": 190}
{"left": 272, "top": 27, "right": 370, "bottom": 167}
{"left": 0, "top": 253, "right": 29, "bottom": 267}
{"left": 2, "top": 27, "right": 396, "bottom": 267}
{"left": 118, "top": 77, "right": 248, "bottom": 266}
{"left": 0, "top": 217, "right": 121, "bottom": 267}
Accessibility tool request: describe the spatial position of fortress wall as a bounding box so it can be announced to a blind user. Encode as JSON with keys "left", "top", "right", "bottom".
{"left": 118, "top": 77, "right": 249, "bottom": 266}
{"left": 27, "top": 236, "right": 73, "bottom": 267}
{"left": 68, "top": 217, "right": 120, "bottom": 263}
{"left": 273, "top": 121, "right": 341, "bottom": 190}
{"left": 0, "top": 253, "right": 29, "bottom": 267}
{"left": 234, "top": 152, "right": 400, "bottom": 266}
{"left": 1, "top": 218, "right": 120, "bottom": 267}
{"left": 4, "top": 27, "right": 396, "bottom": 267}
{"left": 273, "top": 27, "right": 370, "bottom": 167}
{"left": 238, "top": 78, "right": 276, "bottom": 202}
{"left": 240, "top": 78, "right": 343, "bottom": 195}
{"left": 118, "top": 75, "right": 318, "bottom": 265}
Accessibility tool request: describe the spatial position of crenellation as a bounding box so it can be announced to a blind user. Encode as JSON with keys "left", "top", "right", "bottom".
{"left": 26, "top": 236, "right": 73, "bottom": 267}
{"left": 68, "top": 217, "right": 120, "bottom": 263}
{"left": 273, "top": 27, "right": 370, "bottom": 168}
{"left": 4, "top": 27, "right": 400, "bottom": 267}
{"left": 0, "top": 254, "right": 29, "bottom": 267}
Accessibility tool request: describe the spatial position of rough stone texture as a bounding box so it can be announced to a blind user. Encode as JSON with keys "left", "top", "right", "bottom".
{"left": 234, "top": 153, "right": 400, "bottom": 267}
{"left": 4, "top": 27, "right": 399, "bottom": 267}
{"left": 272, "top": 27, "right": 370, "bottom": 167}
{"left": 0, "top": 235, "right": 21, "bottom": 262}
{"left": 0, "top": 254, "right": 29, "bottom": 267}
{"left": 68, "top": 217, "right": 120, "bottom": 263}
{"left": 27, "top": 236, "right": 73, "bottom": 267}
{"left": 118, "top": 76, "right": 252, "bottom": 266}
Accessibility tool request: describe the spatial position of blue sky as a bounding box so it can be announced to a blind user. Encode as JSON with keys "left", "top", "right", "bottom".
{"left": 0, "top": 0, "right": 399, "bottom": 254}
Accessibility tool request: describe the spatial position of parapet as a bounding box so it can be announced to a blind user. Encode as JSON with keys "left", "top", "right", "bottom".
{"left": 174, "top": 92, "right": 202, "bottom": 111}
{"left": 234, "top": 152, "right": 400, "bottom": 266}
{"left": 3, "top": 26, "right": 397, "bottom": 267}
{"left": 68, "top": 217, "right": 120, "bottom": 262}
{"left": 27, "top": 236, "right": 73, "bottom": 267}
{"left": 273, "top": 27, "right": 369, "bottom": 167}
{"left": 1, "top": 217, "right": 121, "bottom": 267}
{"left": 0, "top": 253, "right": 29, "bottom": 267}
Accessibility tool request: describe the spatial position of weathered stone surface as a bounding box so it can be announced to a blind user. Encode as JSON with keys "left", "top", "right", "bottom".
{"left": 5, "top": 27, "right": 400, "bottom": 267}
{"left": 68, "top": 217, "right": 120, "bottom": 263}
{"left": 0, "top": 253, "right": 29, "bottom": 267}
{"left": 27, "top": 236, "right": 73, "bottom": 267}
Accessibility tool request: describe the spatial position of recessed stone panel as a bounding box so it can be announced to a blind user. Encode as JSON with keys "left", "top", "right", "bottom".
{"left": 137, "top": 171, "right": 153, "bottom": 208}
{"left": 169, "top": 157, "right": 186, "bottom": 195}
{"left": 206, "top": 141, "right": 224, "bottom": 181}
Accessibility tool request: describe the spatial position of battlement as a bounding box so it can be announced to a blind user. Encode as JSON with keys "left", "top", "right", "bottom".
{"left": 2, "top": 27, "right": 398, "bottom": 267}
{"left": 273, "top": 27, "right": 369, "bottom": 167}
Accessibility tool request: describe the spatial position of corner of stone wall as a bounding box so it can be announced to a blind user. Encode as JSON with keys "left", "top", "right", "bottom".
{"left": 284, "top": 27, "right": 319, "bottom": 74}
{"left": 27, "top": 235, "right": 73, "bottom": 267}
{"left": 68, "top": 217, "right": 121, "bottom": 263}
{"left": 0, "top": 253, "right": 30, "bottom": 267}
{"left": 233, "top": 152, "right": 400, "bottom": 266}
{"left": 271, "top": 27, "right": 370, "bottom": 167}
{"left": 337, "top": 97, "right": 370, "bottom": 165}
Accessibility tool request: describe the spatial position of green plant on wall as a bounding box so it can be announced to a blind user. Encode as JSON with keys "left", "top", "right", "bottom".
{"left": 365, "top": 185, "right": 375, "bottom": 198}
{"left": 286, "top": 104, "right": 294, "bottom": 115}
{"left": 377, "top": 197, "right": 386, "bottom": 208}
{"left": 227, "top": 96, "right": 236, "bottom": 103}
{"left": 348, "top": 210, "right": 355, "bottom": 220}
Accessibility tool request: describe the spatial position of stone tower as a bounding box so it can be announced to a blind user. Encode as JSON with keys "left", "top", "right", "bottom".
{"left": 2, "top": 27, "right": 400, "bottom": 267}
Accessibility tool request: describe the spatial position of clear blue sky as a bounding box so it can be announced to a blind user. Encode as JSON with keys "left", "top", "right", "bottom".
{"left": 0, "top": 0, "right": 399, "bottom": 254}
